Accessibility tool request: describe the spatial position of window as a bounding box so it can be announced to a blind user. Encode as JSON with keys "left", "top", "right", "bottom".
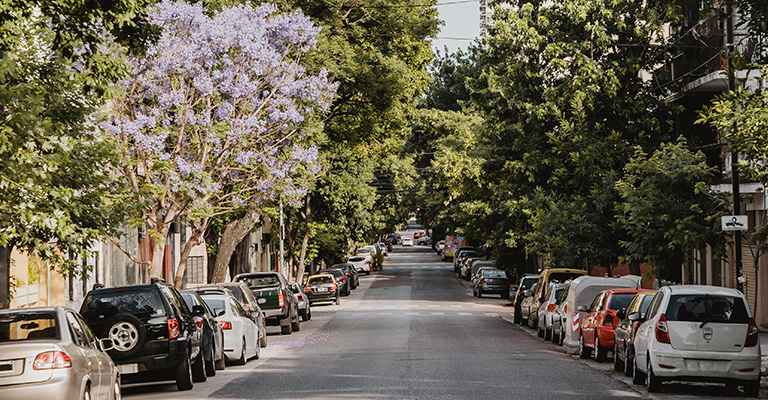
{"left": 665, "top": 295, "right": 749, "bottom": 324}
{"left": 230, "top": 298, "right": 247, "bottom": 317}
{"left": 0, "top": 311, "right": 59, "bottom": 342}
{"left": 607, "top": 293, "right": 637, "bottom": 310}
{"left": 186, "top": 256, "right": 205, "bottom": 284}
{"left": 66, "top": 312, "right": 92, "bottom": 348}
{"left": 646, "top": 292, "right": 665, "bottom": 319}
{"left": 591, "top": 293, "right": 604, "bottom": 311}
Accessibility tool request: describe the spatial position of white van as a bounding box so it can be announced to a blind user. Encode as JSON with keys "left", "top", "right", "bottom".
{"left": 561, "top": 275, "right": 643, "bottom": 353}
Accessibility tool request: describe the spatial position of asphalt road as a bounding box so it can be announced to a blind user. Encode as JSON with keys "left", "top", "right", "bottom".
{"left": 122, "top": 234, "right": 765, "bottom": 400}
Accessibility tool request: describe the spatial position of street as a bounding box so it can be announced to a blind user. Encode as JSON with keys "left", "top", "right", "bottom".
{"left": 120, "top": 238, "right": 665, "bottom": 400}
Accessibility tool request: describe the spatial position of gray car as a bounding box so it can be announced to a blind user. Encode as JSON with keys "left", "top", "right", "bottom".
{"left": 289, "top": 282, "right": 312, "bottom": 321}
{"left": 0, "top": 307, "right": 120, "bottom": 400}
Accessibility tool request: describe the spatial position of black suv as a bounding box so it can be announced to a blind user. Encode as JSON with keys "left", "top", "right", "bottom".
{"left": 80, "top": 279, "right": 203, "bottom": 391}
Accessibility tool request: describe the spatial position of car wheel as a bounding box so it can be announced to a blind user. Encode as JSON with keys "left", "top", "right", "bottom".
{"left": 743, "top": 377, "right": 760, "bottom": 398}
{"left": 477, "top": 289, "right": 482, "bottom": 298}
{"left": 537, "top": 324, "right": 544, "bottom": 338}
{"left": 104, "top": 314, "right": 146, "bottom": 360}
{"left": 594, "top": 336, "right": 607, "bottom": 362}
{"left": 280, "top": 317, "right": 293, "bottom": 334}
{"left": 306, "top": 307, "right": 312, "bottom": 321}
{"left": 472, "top": 289, "right": 477, "bottom": 297}
{"left": 624, "top": 347, "right": 633, "bottom": 377}
{"left": 234, "top": 338, "right": 247, "bottom": 365}
{"left": 558, "top": 326, "right": 565, "bottom": 346}
{"left": 175, "top": 352, "right": 194, "bottom": 391}
{"left": 300, "top": 309, "right": 307, "bottom": 321}
{"left": 191, "top": 346, "right": 206, "bottom": 382}
{"left": 204, "top": 344, "right": 216, "bottom": 377}
{"left": 260, "top": 328, "right": 268, "bottom": 348}
{"left": 544, "top": 327, "right": 551, "bottom": 341}
{"left": 292, "top": 313, "right": 301, "bottom": 332}
{"left": 632, "top": 355, "right": 645, "bottom": 385}
{"left": 613, "top": 343, "right": 624, "bottom": 372}
{"left": 215, "top": 351, "right": 226, "bottom": 371}
{"left": 579, "top": 335, "right": 592, "bottom": 359}
{"left": 646, "top": 356, "right": 662, "bottom": 392}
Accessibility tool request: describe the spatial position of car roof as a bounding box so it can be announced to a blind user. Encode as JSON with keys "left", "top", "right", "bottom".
{"left": 603, "top": 288, "right": 653, "bottom": 294}
{"left": 307, "top": 274, "right": 335, "bottom": 279}
{"left": 662, "top": 285, "right": 742, "bottom": 296}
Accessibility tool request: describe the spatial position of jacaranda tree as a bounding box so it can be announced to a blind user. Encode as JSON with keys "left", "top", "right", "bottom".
{"left": 99, "top": 0, "right": 337, "bottom": 286}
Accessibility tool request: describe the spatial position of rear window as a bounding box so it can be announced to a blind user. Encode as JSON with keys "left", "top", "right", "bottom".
{"left": 665, "top": 294, "right": 749, "bottom": 324}
{"left": 320, "top": 270, "right": 343, "bottom": 278}
{"left": 308, "top": 276, "right": 334, "bottom": 285}
{"left": 81, "top": 288, "right": 166, "bottom": 319}
{"left": 547, "top": 272, "right": 584, "bottom": 287}
{"left": 520, "top": 277, "right": 537, "bottom": 290}
{"left": 553, "top": 288, "right": 565, "bottom": 301}
{"left": 0, "top": 311, "right": 59, "bottom": 342}
{"left": 238, "top": 275, "right": 279, "bottom": 288}
{"left": 482, "top": 270, "right": 507, "bottom": 278}
{"left": 349, "top": 257, "right": 365, "bottom": 262}
{"left": 607, "top": 293, "right": 637, "bottom": 310}
{"left": 639, "top": 295, "right": 654, "bottom": 313}
{"left": 200, "top": 297, "right": 226, "bottom": 312}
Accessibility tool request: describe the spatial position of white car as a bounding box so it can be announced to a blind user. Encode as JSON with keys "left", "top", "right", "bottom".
{"left": 199, "top": 293, "right": 260, "bottom": 365}
{"left": 289, "top": 282, "right": 312, "bottom": 321}
{"left": 348, "top": 255, "right": 371, "bottom": 275}
{"left": 402, "top": 237, "right": 413, "bottom": 246}
{"left": 631, "top": 285, "right": 761, "bottom": 396}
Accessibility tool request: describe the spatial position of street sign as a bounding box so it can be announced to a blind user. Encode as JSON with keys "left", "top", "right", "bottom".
{"left": 722, "top": 215, "right": 748, "bottom": 231}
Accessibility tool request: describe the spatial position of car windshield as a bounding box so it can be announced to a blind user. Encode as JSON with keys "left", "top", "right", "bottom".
{"left": 0, "top": 311, "right": 59, "bottom": 342}
{"left": 239, "top": 275, "right": 279, "bottom": 288}
{"left": 665, "top": 294, "right": 749, "bottom": 324}
{"left": 607, "top": 293, "right": 637, "bottom": 310}
{"left": 81, "top": 288, "right": 166, "bottom": 318}
{"left": 482, "top": 270, "right": 507, "bottom": 278}
{"left": 309, "top": 276, "right": 334, "bottom": 285}
{"left": 358, "top": 248, "right": 372, "bottom": 254}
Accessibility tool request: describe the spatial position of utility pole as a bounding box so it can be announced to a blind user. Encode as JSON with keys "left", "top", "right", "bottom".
{"left": 726, "top": 5, "right": 743, "bottom": 293}
{"left": 279, "top": 200, "right": 284, "bottom": 276}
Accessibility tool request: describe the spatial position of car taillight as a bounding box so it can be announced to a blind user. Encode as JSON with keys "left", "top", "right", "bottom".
{"left": 655, "top": 314, "right": 670, "bottom": 344}
{"left": 339, "top": 276, "right": 346, "bottom": 281}
{"left": 168, "top": 318, "right": 181, "bottom": 339}
{"left": 33, "top": 351, "right": 72, "bottom": 370}
{"left": 603, "top": 313, "right": 614, "bottom": 326}
{"left": 331, "top": 284, "right": 338, "bottom": 290}
{"left": 193, "top": 316, "right": 203, "bottom": 328}
{"left": 745, "top": 317, "right": 759, "bottom": 347}
{"left": 479, "top": 279, "right": 485, "bottom": 284}
{"left": 278, "top": 292, "right": 285, "bottom": 308}
{"left": 564, "top": 304, "right": 568, "bottom": 314}
{"left": 297, "top": 293, "right": 304, "bottom": 301}
{"left": 218, "top": 321, "right": 232, "bottom": 330}
{"left": 305, "top": 287, "right": 312, "bottom": 293}
{"left": 346, "top": 273, "right": 352, "bottom": 277}
{"left": 547, "top": 304, "right": 556, "bottom": 312}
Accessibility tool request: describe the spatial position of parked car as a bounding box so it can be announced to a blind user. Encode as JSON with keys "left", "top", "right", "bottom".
{"left": 519, "top": 283, "right": 538, "bottom": 326}
{"left": 196, "top": 290, "right": 260, "bottom": 365}
{"left": 232, "top": 272, "right": 300, "bottom": 335}
{"left": 550, "top": 284, "right": 571, "bottom": 345}
{"left": 472, "top": 269, "right": 510, "bottom": 299}
{"left": 289, "top": 282, "right": 312, "bottom": 321}
{"left": 180, "top": 290, "right": 226, "bottom": 374}
{"left": 561, "top": 275, "right": 643, "bottom": 352}
{"left": 331, "top": 263, "right": 359, "bottom": 289}
{"left": 528, "top": 268, "right": 588, "bottom": 332}
{"left": 632, "top": 285, "right": 761, "bottom": 396}
{"left": 612, "top": 291, "right": 656, "bottom": 376}
{"left": 304, "top": 274, "right": 340, "bottom": 305}
{"left": 578, "top": 288, "right": 651, "bottom": 361}
{"left": 453, "top": 248, "right": 478, "bottom": 273}
{"left": 537, "top": 283, "right": 568, "bottom": 340}
{"left": 514, "top": 274, "right": 539, "bottom": 324}
{"left": 347, "top": 255, "right": 372, "bottom": 275}
{"left": 402, "top": 237, "right": 413, "bottom": 247}
{"left": 0, "top": 307, "right": 120, "bottom": 400}
{"left": 79, "top": 279, "right": 202, "bottom": 391}
{"left": 470, "top": 261, "right": 498, "bottom": 287}
{"left": 460, "top": 257, "right": 485, "bottom": 281}
{"left": 318, "top": 268, "right": 351, "bottom": 296}
{"left": 201, "top": 282, "right": 267, "bottom": 348}
{"left": 436, "top": 240, "right": 445, "bottom": 255}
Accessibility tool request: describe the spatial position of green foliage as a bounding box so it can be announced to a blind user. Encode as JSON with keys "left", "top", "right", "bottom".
{"left": 615, "top": 140, "right": 728, "bottom": 280}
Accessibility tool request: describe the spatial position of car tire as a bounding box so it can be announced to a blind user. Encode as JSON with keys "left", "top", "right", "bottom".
{"left": 613, "top": 343, "right": 624, "bottom": 372}
{"left": 624, "top": 347, "right": 634, "bottom": 377}
{"left": 204, "top": 343, "right": 216, "bottom": 377}
{"left": 579, "top": 335, "right": 592, "bottom": 359}
{"left": 306, "top": 307, "right": 312, "bottom": 321}
{"left": 215, "top": 352, "right": 226, "bottom": 371}
{"left": 646, "top": 357, "right": 662, "bottom": 392}
{"left": 260, "top": 329, "right": 268, "bottom": 348}
{"left": 544, "top": 327, "right": 551, "bottom": 342}
{"left": 292, "top": 313, "right": 301, "bottom": 332}
{"left": 253, "top": 338, "right": 261, "bottom": 360}
{"left": 594, "top": 336, "right": 607, "bottom": 362}
{"left": 537, "top": 324, "right": 544, "bottom": 338}
{"left": 280, "top": 318, "right": 293, "bottom": 334}
{"left": 558, "top": 326, "right": 565, "bottom": 346}
{"left": 175, "top": 352, "right": 194, "bottom": 391}
{"left": 472, "top": 289, "right": 477, "bottom": 297}
{"left": 477, "top": 290, "right": 482, "bottom": 298}
{"left": 104, "top": 314, "right": 147, "bottom": 361}
{"left": 632, "top": 355, "right": 645, "bottom": 385}
{"left": 192, "top": 347, "right": 206, "bottom": 382}
{"left": 743, "top": 377, "right": 760, "bottom": 398}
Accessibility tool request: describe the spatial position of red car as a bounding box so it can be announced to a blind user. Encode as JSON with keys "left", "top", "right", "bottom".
{"left": 578, "top": 288, "right": 653, "bottom": 361}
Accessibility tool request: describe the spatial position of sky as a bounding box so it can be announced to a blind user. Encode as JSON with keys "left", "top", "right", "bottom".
{"left": 432, "top": 0, "right": 480, "bottom": 54}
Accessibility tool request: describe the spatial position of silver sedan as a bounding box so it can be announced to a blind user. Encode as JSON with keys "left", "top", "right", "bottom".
{"left": 0, "top": 306, "right": 120, "bottom": 400}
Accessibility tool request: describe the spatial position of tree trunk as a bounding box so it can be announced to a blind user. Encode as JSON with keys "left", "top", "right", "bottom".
{"left": 173, "top": 228, "right": 204, "bottom": 289}
{"left": 284, "top": 210, "right": 297, "bottom": 282}
{"left": 0, "top": 246, "right": 10, "bottom": 309}
{"left": 211, "top": 209, "right": 261, "bottom": 283}
{"left": 294, "top": 195, "right": 312, "bottom": 284}
{"left": 149, "top": 229, "right": 167, "bottom": 279}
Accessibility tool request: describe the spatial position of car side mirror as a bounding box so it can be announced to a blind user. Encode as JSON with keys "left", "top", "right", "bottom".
{"left": 99, "top": 338, "right": 114, "bottom": 352}
{"left": 524, "top": 290, "right": 533, "bottom": 297}
{"left": 192, "top": 305, "right": 206, "bottom": 316}
{"left": 627, "top": 312, "right": 642, "bottom": 322}
{"left": 616, "top": 308, "right": 626, "bottom": 320}
{"left": 214, "top": 308, "right": 226, "bottom": 317}
{"left": 576, "top": 305, "right": 588, "bottom": 312}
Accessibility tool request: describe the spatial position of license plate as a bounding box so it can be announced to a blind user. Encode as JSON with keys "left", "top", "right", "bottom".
{"left": 317, "top": 287, "right": 328, "bottom": 292}
{"left": 118, "top": 363, "right": 138, "bottom": 374}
